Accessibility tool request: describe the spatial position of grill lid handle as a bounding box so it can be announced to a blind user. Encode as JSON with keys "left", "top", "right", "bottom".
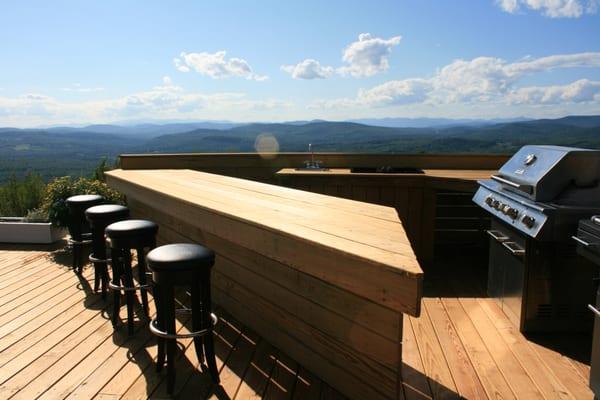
{"left": 491, "top": 175, "right": 534, "bottom": 194}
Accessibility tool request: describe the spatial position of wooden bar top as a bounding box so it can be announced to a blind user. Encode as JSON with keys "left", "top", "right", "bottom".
{"left": 106, "top": 169, "right": 423, "bottom": 315}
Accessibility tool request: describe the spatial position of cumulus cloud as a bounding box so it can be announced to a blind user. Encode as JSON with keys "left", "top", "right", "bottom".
{"left": 281, "top": 33, "right": 401, "bottom": 80}
{"left": 496, "top": 0, "right": 598, "bottom": 17}
{"left": 338, "top": 33, "right": 402, "bottom": 77}
{"left": 357, "top": 79, "right": 432, "bottom": 106}
{"left": 430, "top": 52, "right": 600, "bottom": 102}
{"left": 496, "top": 0, "right": 520, "bottom": 13}
{"left": 0, "top": 78, "right": 291, "bottom": 126}
{"left": 173, "top": 51, "right": 268, "bottom": 81}
{"left": 311, "top": 51, "right": 600, "bottom": 109}
{"left": 507, "top": 52, "right": 600, "bottom": 74}
{"left": 508, "top": 79, "right": 600, "bottom": 104}
{"left": 281, "top": 59, "right": 334, "bottom": 79}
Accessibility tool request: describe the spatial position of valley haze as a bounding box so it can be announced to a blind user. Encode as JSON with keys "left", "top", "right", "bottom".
{"left": 1, "top": 115, "right": 599, "bottom": 184}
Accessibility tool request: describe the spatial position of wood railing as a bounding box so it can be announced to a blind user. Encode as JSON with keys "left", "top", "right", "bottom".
{"left": 119, "top": 152, "right": 508, "bottom": 182}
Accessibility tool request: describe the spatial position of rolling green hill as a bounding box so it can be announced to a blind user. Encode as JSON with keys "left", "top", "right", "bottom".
{"left": 1, "top": 116, "right": 599, "bottom": 184}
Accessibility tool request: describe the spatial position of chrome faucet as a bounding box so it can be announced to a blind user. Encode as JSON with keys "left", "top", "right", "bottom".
{"left": 304, "top": 143, "right": 323, "bottom": 169}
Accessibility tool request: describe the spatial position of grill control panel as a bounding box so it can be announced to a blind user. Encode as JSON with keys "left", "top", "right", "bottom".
{"left": 473, "top": 185, "right": 547, "bottom": 239}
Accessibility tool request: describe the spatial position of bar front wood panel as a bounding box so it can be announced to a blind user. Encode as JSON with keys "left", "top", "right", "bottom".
{"left": 106, "top": 169, "right": 423, "bottom": 400}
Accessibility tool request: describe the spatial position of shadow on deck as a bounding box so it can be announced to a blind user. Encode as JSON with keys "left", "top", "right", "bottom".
{"left": 0, "top": 244, "right": 592, "bottom": 399}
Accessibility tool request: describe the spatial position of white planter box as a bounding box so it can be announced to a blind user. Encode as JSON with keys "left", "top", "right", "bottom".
{"left": 0, "top": 218, "right": 67, "bottom": 244}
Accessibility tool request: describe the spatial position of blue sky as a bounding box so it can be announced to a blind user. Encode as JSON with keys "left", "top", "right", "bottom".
{"left": 1, "top": 0, "right": 600, "bottom": 126}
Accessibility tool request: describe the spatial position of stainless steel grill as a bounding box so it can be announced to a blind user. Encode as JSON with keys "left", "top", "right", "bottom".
{"left": 474, "top": 145, "right": 600, "bottom": 241}
{"left": 473, "top": 145, "right": 600, "bottom": 332}
{"left": 574, "top": 216, "right": 600, "bottom": 397}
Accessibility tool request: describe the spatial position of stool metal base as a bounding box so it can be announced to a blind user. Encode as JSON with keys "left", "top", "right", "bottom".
{"left": 88, "top": 252, "right": 111, "bottom": 299}
{"left": 88, "top": 254, "right": 111, "bottom": 264}
{"left": 108, "top": 281, "right": 153, "bottom": 292}
{"left": 68, "top": 238, "right": 93, "bottom": 246}
{"left": 68, "top": 237, "right": 92, "bottom": 275}
{"left": 149, "top": 313, "right": 217, "bottom": 339}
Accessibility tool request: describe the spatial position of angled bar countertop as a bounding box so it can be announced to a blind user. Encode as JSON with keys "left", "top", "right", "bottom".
{"left": 106, "top": 168, "right": 423, "bottom": 316}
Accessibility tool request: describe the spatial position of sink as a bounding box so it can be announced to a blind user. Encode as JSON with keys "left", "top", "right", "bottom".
{"left": 294, "top": 167, "right": 330, "bottom": 171}
{"left": 350, "top": 167, "right": 424, "bottom": 174}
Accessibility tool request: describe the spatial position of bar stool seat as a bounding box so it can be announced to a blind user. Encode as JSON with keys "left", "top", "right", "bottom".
{"left": 85, "top": 204, "right": 129, "bottom": 299}
{"left": 106, "top": 219, "right": 158, "bottom": 335}
{"left": 147, "top": 243, "right": 219, "bottom": 394}
{"left": 66, "top": 194, "right": 104, "bottom": 273}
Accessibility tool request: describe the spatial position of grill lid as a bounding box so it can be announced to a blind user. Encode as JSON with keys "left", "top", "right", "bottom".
{"left": 493, "top": 145, "right": 600, "bottom": 201}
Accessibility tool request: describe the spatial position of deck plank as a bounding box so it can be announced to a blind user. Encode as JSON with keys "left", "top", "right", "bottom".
{"left": 402, "top": 315, "right": 434, "bottom": 400}
{"left": 527, "top": 337, "right": 593, "bottom": 399}
{"left": 263, "top": 351, "right": 299, "bottom": 400}
{"left": 422, "top": 297, "right": 487, "bottom": 399}
{"left": 408, "top": 303, "right": 459, "bottom": 399}
{"left": 440, "top": 297, "right": 517, "bottom": 399}
{"left": 458, "top": 296, "right": 544, "bottom": 399}
{"left": 0, "top": 246, "right": 593, "bottom": 400}
{"left": 477, "top": 298, "right": 576, "bottom": 400}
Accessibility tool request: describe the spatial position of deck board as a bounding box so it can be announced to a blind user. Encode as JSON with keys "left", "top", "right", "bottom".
{"left": 0, "top": 245, "right": 593, "bottom": 399}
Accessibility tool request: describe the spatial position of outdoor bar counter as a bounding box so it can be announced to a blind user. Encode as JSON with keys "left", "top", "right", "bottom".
{"left": 277, "top": 168, "right": 495, "bottom": 267}
{"left": 105, "top": 168, "right": 423, "bottom": 400}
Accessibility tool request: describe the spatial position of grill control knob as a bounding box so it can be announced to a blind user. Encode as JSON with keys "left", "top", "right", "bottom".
{"left": 507, "top": 208, "right": 519, "bottom": 219}
{"left": 524, "top": 153, "right": 537, "bottom": 166}
{"left": 492, "top": 200, "right": 501, "bottom": 209}
{"left": 485, "top": 196, "right": 494, "bottom": 206}
{"left": 522, "top": 215, "right": 535, "bottom": 228}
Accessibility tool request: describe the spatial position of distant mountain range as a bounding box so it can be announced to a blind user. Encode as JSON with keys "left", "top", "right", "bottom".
{"left": 1, "top": 115, "right": 599, "bottom": 183}
{"left": 347, "top": 116, "right": 534, "bottom": 128}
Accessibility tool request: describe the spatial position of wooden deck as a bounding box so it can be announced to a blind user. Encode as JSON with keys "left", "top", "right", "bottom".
{"left": 0, "top": 244, "right": 593, "bottom": 399}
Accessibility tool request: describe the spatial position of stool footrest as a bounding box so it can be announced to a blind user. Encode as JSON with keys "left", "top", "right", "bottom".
{"left": 109, "top": 282, "right": 153, "bottom": 292}
{"left": 69, "top": 238, "right": 93, "bottom": 245}
{"left": 149, "top": 314, "right": 218, "bottom": 339}
{"left": 176, "top": 307, "right": 192, "bottom": 315}
{"left": 89, "top": 254, "right": 111, "bottom": 264}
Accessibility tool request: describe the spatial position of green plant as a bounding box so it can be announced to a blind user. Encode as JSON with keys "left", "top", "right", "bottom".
{"left": 24, "top": 208, "right": 49, "bottom": 222}
{"left": 91, "top": 157, "right": 120, "bottom": 182}
{"left": 0, "top": 173, "right": 45, "bottom": 217}
{"left": 41, "top": 176, "right": 124, "bottom": 227}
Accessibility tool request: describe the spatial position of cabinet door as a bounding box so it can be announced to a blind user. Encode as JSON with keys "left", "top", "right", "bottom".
{"left": 590, "top": 292, "right": 600, "bottom": 396}
{"left": 488, "top": 236, "right": 506, "bottom": 309}
{"left": 502, "top": 243, "right": 526, "bottom": 329}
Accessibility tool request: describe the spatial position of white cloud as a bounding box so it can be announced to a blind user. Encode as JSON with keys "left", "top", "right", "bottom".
{"left": 281, "top": 59, "right": 334, "bottom": 79}
{"left": 430, "top": 52, "right": 600, "bottom": 102}
{"left": 496, "top": 0, "right": 520, "bottom": 13}
{"left": 357, "top": 79, "right": 432, "bottom": 106}
{"left": 173, "top": 51, "right": 268, "bottom": 81}
{"left": 496, "top": 0, "right": 598, "bottom": 17}
{"left": 0, "top": 78, "right": 291, "bottom": 126}
{"left": 337, "top": 33, "right": 402, "bottom": 77}
{"left": 508, "top": 79, "right": 600, "bottom": 104}
{"left": 507, "top": 52, "right": 600, "bottom": 74}
{"left": 311, "top": 51, "right": 600, "bottom": 108}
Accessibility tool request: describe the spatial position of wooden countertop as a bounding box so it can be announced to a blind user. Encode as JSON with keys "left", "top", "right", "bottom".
{"left": 106, "top": 169, "right": 423, "bottom": 315}
{"left": 276, "top": 167, "right": 495, "bottom": 181}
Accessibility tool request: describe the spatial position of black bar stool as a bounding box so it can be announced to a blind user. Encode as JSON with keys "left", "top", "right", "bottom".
{"left": 66, "top": 194, "right": 104, "bottom": 273}
{"left": 105, "top": 219, "right": 158, "bottom": 335}
{"left": 85, "top": 204, "right": 129, "bottom": 299}
{"left": 147, "top": 243, "right": 220, "bottom": 394}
